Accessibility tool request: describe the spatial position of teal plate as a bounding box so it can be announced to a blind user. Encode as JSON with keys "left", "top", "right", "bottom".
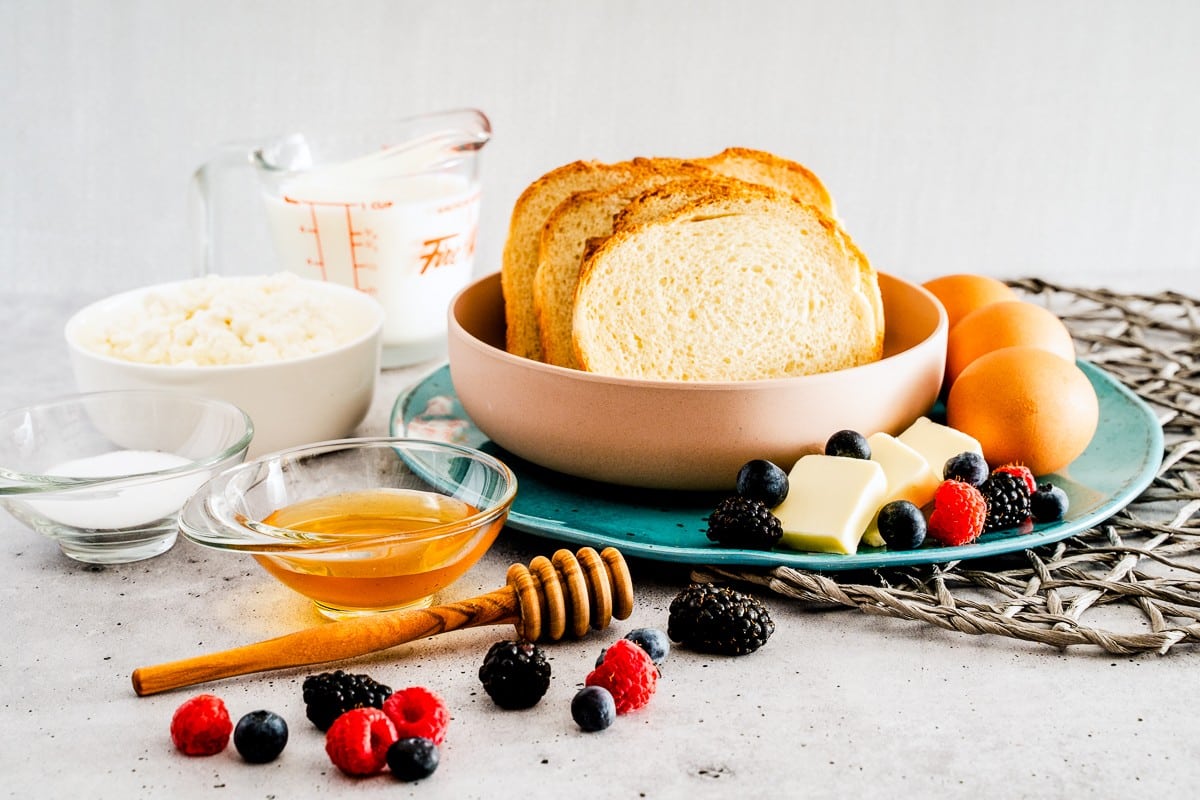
{"left": 391, "top": 361, "right": 1163, "bottom": 571}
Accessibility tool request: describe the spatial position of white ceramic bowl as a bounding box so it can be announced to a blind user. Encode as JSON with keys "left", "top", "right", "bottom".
{"left": 448, "top": 272, "right": 948, "bottom": 490}
{"left": 64, "top": 277, "right": 384, "bottom": 456}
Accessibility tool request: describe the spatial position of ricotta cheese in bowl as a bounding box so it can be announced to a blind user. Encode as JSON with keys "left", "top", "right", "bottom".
{"left": 65, "top": 274, "right": 384, "bottom": 456}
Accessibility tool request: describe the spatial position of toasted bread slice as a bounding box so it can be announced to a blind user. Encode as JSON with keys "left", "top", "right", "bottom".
{"left": 501, "top": 158, "right": 703, "bottom": 361}
{"left": 612, "top": 176, "right": 757, "bottom": 232}
{"left": 534, "top": 168, "right": 711, "bottom": 369}
{"left": 572, "top": 187, "right": 883, "bottom": 381}
{"left": 698, "top": 147, "right": 834, "bottom": 216}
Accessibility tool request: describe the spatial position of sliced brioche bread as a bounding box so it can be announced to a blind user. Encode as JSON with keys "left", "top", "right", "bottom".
{"left": 534, "top": 167, "right": 711, "bottom": 369}
{"left": 698, "top": 147, "right": 834, "bottom": 216}
{"left": 612, "top": 176, "right": 757, "bottom": 232}
{"left": 572, "top": 188, "right": 883, "bottom": 381}
{"left": 501, "top": 158, "right": 701, "bottom": 360}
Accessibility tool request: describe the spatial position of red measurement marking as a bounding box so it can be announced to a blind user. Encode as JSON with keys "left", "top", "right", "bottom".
{"left": 298, "top": 203, "right": 327, "bottom": 280}
{"left": 283, "top": 195, "right": 382, "bottom": 291}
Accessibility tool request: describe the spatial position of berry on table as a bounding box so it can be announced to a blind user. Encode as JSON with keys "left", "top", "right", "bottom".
{"left": 478, "top": 640, "right": 552, "bottom": 710}
{"left": 735, "top": 459, "right": 789, "bottom": 506}
{"left": 571, "top": 686, "right": 617, "bottom": 732}
{"left": 825, "top": 429, "right": 871, "bottom": 459}
{"left": 233, "top": 710, "right": 288, "bottom": 763}
{"left": 585, "top": 638, "right": 658, "bottom": 714}
{"left": 382, "top": 687, "right": 449, "bottom": 745}
{"left": 1031, "top": 483, "right": 1069, "bottom": 522}
{"left": 667, "top": 583, "right": 775, "bottom": 656}
{"left": 624, "top": 627, "right": 670, "bottom": 665}
{"left": 706, "top": 495, "right": 783, "bottom": 550}
{"left": 324, "top": 707, "right": 398, "bottom": 777}
{"left": 979, "top": 471, "right": 1032, "bottom": 531}
{"left": 927, "top": 480, "right": 987, "bottom": 546}
{"left": 302, "top": 670, "right": 392, "bottom": 731}
{"left": 386, "top": 737, "right": 440, "bottom": 782}
{"left": 877, "top": 500, "right": 927, "bottom": 550}
{"left": 170, "top": 694, "right": 233, "bottom": 756}
{"left": 943, "top": 451, "right": 989, "bottom": 486}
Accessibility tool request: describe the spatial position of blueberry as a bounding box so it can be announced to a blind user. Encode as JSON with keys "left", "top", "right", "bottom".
{"left": 735, "top": 459, "right": 789, "bottom": 506}
{"left": 877, "top": 500, "right": 927, "bottom": 550}
{"left": 571, "top": 686, "right": 616, "bottom": 732}
{"left": 624, "top": 628, "right": 670, "bottom": 665}
{"left": 825, "top": 430, "right": 870, "bottom": 460}
{"left": 944, "top": 451, "right": 988, "bottom": 486}
{"left": 386, "top": 737, "right": 440, "bottom": 781}
{"left": 595, "top": 647, "right": 607, "bottom": 667}
{"left": 233, "top": 710, "right": 288, "bottom": 763}
{"left": 1030, "top": 483, "right": 1069, "bottom": 523}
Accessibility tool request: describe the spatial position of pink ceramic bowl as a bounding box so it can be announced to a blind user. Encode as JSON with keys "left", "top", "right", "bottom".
{"left": 447, "top": 272, "right": 947, "bottom": 490}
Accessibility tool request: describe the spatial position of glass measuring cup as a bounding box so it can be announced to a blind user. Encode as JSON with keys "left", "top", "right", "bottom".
{"left": 192, "top": 108, "right": 491, "bottom": 368}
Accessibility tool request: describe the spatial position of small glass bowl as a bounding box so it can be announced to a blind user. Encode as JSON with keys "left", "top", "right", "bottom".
{"left": 0, "top": 390, "right": 254, "bottom": 564}
{"left": 179, "top": 437, "right": 517, "bottom": 619}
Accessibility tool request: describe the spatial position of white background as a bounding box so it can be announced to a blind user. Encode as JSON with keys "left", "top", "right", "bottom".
{"left": 3, "top": 0, "right": 1198, "bottom": 297}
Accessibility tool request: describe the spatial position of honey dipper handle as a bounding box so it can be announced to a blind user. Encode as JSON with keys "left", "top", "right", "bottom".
{"left": 131, "top": 586, "right": 518, "bottom": 696}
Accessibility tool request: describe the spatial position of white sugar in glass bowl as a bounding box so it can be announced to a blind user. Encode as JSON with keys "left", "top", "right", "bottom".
{"left": 64, "top": 274, "right": 384, "bottom": 457}
{"left": 0, "top": 390, "right": 253, "bottom": 563}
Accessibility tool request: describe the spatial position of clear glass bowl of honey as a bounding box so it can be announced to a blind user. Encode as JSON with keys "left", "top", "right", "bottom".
{"left": 179, "top": 437, "right": 517, "bottom": 619}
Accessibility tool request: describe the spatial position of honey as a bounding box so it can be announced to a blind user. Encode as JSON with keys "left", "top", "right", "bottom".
{"left": 253, "top": 488, "right": 502, "bottom": 618}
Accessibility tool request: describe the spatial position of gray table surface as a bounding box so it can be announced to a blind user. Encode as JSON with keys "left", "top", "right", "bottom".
{"left": 3, "top": 292, "right": 1197, "bottom": 799}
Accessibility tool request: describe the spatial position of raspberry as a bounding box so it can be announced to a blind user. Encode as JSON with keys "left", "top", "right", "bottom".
{"left": 993, "top": 463, "right": 1037, "bottom": 494}
{"left": 170, "top": 694, "right": 233, "bottom": 756}
{"left": 585, "top": 638, "right": 658, "bottom": 714}
{"left": 927, "top": 480, "right": 987, "bottom": 546}
{"left": 324, "top": 708, "right": 398, "bottom": 777}
{"left": 382, "top": 687, "right": 449, "bottom": 745}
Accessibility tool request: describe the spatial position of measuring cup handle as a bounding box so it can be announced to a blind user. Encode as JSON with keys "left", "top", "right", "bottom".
{"left": 189, "top": 142, "right": 260, "bottom": 277}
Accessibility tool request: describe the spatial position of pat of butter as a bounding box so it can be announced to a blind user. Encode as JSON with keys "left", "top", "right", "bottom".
{"left": 774, "top": 455, "right": 887, "bottom": 555}
{"left": 861, "top": 433, "right": 942, "bottom": 547}
{"left": 897, "top": 417, "right": 984, "bottom": 484}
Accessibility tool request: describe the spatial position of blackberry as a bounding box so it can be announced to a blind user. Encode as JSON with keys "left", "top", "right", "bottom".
{"left": 478, "top": 640, "right": 551, "bottom": 709}
{"left": 877, "top": 500, "right": 927, "bottom": 550}
{"left": 943, "top": 451, "right": 988, "bottom": 486}
{"left": 233, "top": 710, "right": 288, "bottom": 764}
{"left": 735, "top": 459, "right": 789, "bottom": 506}
{"left": 625, "top": 627, "right": 670, "bottom": 665}
{"left": 302, "top": 670, "right": 392, "bottom": 731}
{"left": 825, "top": 429, "right": 871, "bottom": 459}
{"left": 571, "top": 686, "right": 617, "bottom": 732}
{"left": 1031, "top": 483, "right": 1069, "bottom": 523}
{"left": 979, "top": 471, "right": 1031, "bottom": 531}
{"left": 386, "top": 737, "right": 440, "bottom": 782}
{"left": 706, "top": 495, "right": 783, "bottom": 550}
{"left": 667, "top": 583, "right": 774, "bottom": 656}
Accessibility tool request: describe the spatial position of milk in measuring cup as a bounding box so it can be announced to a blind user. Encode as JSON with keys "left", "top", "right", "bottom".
{"left": 263, "top": 166, "right": 479, "bottom": 367}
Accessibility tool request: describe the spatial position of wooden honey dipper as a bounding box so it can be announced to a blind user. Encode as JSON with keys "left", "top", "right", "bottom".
{"left": 132, "top": 546, "right": 633, "bottom": 696}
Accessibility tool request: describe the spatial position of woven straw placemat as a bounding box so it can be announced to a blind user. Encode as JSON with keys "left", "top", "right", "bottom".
{"left": 695, "top": 280, "right": 1200, "bottom": 655}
